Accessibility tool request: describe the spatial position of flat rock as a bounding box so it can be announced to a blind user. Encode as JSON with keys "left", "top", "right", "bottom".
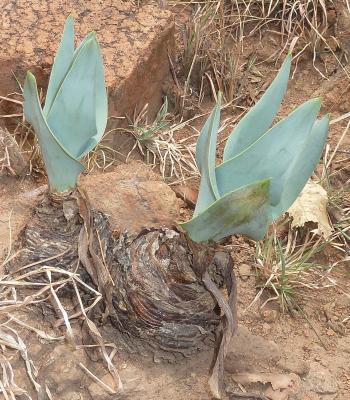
{"left": 237, "top": 263, "right": 252, "bottom": 280}
{"left": 337, "top": 336, "right": 350, "bottom": 354}
{"left": 303, "top": 362, "right": 338, "bottom": 396}
{"left": 43, "top": 344, "right": 88, "bottom": 393}
{"left": 225, "top": 325, "right": 281, "bottom": 373}
{"left": 87, "top": 373, "right": 117, "bottom": 398}
{"left": 1, "top": 1, "right": 174, "bottom": 139}
{"left": 277, "top": 353, "right": 310, "bottom": 376}
{"left": 81, "top": 162, "right": 180, "bottom": 235}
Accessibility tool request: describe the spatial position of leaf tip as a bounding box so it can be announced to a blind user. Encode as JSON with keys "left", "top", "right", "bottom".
{"left": 63, "top": 15, "right": 75, "bottom": 36}
{"left": 260, "top": 178, "right": 271, "bottom": 190}
{"left": 24, "top": 71, "right": 36, "bottom": 88}
{"left": 217, "top": 91, "right": 223, "bottom": 105}
{"left": 308, "top": 97, "right": 322, "bottom": 112}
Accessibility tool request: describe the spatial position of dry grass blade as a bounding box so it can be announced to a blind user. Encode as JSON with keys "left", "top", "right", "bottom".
{"left": 0, "top": 95, "right": 22, "bottom": 105}
{"left": 0, "top": 89, "right": 49, "bottom": 179}
{"left": 203, "top": 270, "right": 237, "bottom": 399}
{"left": 0, "top": 325, "right": 41, "bottom": 393}
{"left": 72, "top": 279, "right": 123, "bottom": 392}
{"left": 0, "top": 212, "right": 13, "bottom": 278}
{"left": 0, "top": 242, "right": 120, "bottom": 398}
{"left": 0, "top": 356, "right": 29, "bottom": 399}
{"left": 47, "top": 271, "right": 81, "bottom": 346}
{"left": 79, "top": 363, "right": 117, "bottom": 394}
{"left": 85, "top": 128, "right": 127, "bottom": 172}
{"left": 326, "top": 120, "right": 350, "bottom": 169}
{"left": 0, "top": 128, "right": 26, "bottom": 177}
{"left": 7, "top": 315, "right": 63, "bottom": 342}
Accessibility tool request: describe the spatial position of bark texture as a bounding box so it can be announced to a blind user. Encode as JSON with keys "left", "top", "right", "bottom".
{"left": 109, "top": 228, "right": 222, "bottom": 357}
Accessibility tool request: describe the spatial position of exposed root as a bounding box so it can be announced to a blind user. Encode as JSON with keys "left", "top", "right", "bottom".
{"left": 203, "top": 267, "right": 237, "bottom": 398}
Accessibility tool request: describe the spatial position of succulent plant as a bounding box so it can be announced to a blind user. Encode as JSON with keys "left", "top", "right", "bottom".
{"left": 181, "top": 54, "right": 329, "bottom": 243}
{"left": 23, "top": 17, "right": 108, "bottom": 193}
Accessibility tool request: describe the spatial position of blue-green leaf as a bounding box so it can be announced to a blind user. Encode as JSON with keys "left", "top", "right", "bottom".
{"left": 90, "top": 39, "right": 108, "bottom": 147}
{"left": 194, "top": 96, "right": 221, "bottom": 216}
{"left": 223, "top": 54, "right": 292, "bottom": 161}
{"left": 43, "top": 16, "right": 75, "bottom": 116}
{"left": 180, "top": 179, "right": 270, "bottom": 242}
{"left": 23, "top": 72, "right": 84, "bottom": 193}
{"left": 271, "top": 115, "right": 330, "bottom": 219}
{"left": 216, "top": 98, "right": 321, "bottom": 207}
{"left": 46, "top": 36, "right": 107, "bottom": 159}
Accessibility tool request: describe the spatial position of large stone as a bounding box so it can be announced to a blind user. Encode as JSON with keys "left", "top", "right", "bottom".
{"left": 87, "top": 373, "right": 117, "bottom": 398}
{"left": 42, "top": 344, "right": 87, "bottom": 394}
{"left": 303, "top": 362, "right": 338, "bottom": 395}
{"left": 0, "top": 163, "right": 179, "bottom": 260}
{"left": 80, "top": 162, "right": 180, "bottom": 236}
{"left": 277, "top": 353, "right": 310, "bottom": 377}
{"left": 0, "top": 0, "right": 174, "bottom": 146}
{"left": 337, "top": 336, "right": 350, "bottom": 354}
{"left": 225, "top": 325, "right": 281, "bottom": 373}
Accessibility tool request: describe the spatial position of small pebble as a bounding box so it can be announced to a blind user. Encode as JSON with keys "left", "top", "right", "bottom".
{"left": 261, "top": 309, "right": 279, "bottom": 323}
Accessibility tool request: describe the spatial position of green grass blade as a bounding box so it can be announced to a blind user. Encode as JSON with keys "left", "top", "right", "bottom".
{"left": 223, "top": 54, "right": 292, "bottom": 161}
{"left": 180, "top": 179, "right": 270, "bottom": 242}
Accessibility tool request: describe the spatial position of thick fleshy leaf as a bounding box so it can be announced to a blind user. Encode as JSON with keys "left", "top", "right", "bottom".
{"left": 270, "top": 115, "right": 330, "bottom": 219}
{"left": 194, "top": 97, "right": 221, "bottom": 216}
{"left": 46, "top": 36, "right": 107, "bottom": 159}
{"left": 44, "top": 20, "right": 96, "bottom": 118}
{"left": 43, "top": 16, "right": 74, "bottom": 116}
{"left": 180, "top": 179, "right": 270, "bottom": 242}
{"left": 23, "top": 72, "right": 84, "bottom": 193}
{"left": 223, "top": 54, "right": 292, "bottom": 161}
{"left": 216, "top": 98, "right": 321, "bottom": 207}
{"left": 93, "top": 39, "right": 108, "bottom": 145}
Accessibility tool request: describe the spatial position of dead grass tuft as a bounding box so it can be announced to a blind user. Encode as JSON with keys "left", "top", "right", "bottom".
{"left": 253, "top": 224, "right": 330, "bottom": 311}
{"left": 124, "top": 100, "right": 199, "bottom": 182}
{"left": 176, "top": 0, "right": 344, "bottom": 103}
{"left": 0, "top": 250, "right": 123, "bottom": 397}
{"left": 0, "top": 92, "right": 48, "bottom": 180}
